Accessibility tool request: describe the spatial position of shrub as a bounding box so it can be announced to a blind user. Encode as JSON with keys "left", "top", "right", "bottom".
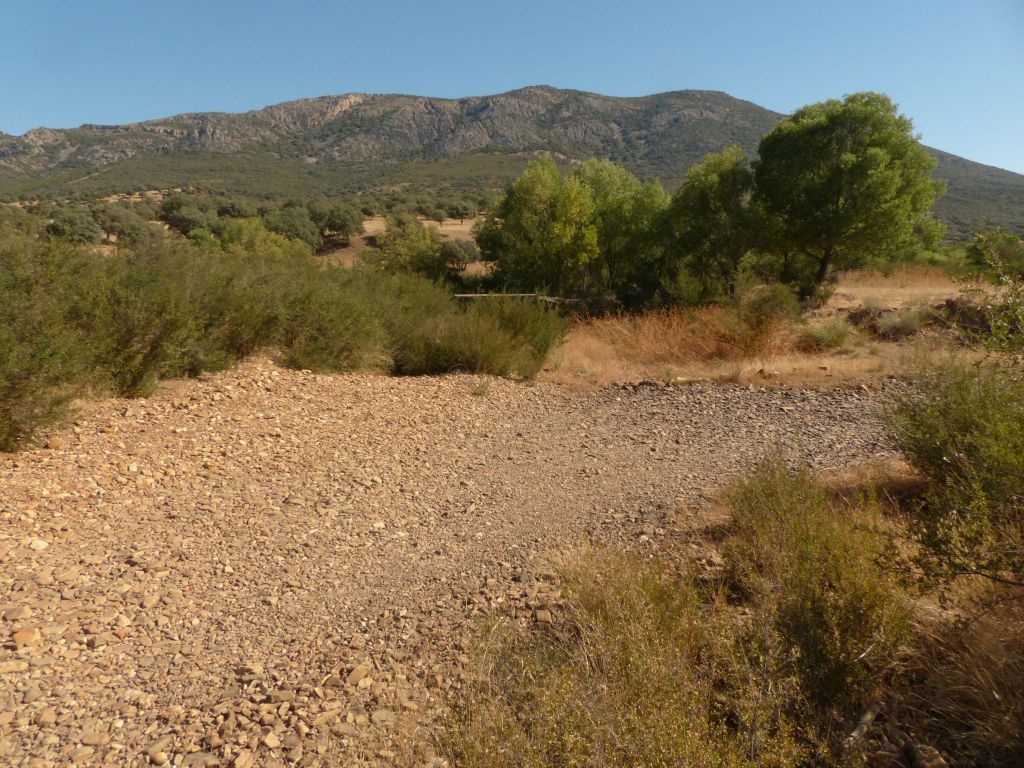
{"left": 386, "top": 297, "right": 564, "bottom": 378}
{"left": 891, "top": 365, "right": 1024, "bottom": 587}
{"left": 438, "top": 550, "right": 805, "bottom": 768}
{"left": 737, "top": 283, "right": 801, "bottom": 328}
{"left": 876, "top": 308, "right": 926, "bottom": 340}
{"left": 0, "top": 234, "right": 84, "bottom": 450}
{"left": 0, "top": 224, "right": 564, "bottom": 449}
{"left": 796, "top": 319, "right": 850, "bottom": 352}
{"left": 725, "top": 460, "right": 909, "bottom": 706}
{"left": 279, "top": 270, "right": 386, "bottom": 372}
{"left": 45, "top": 207, "right": 102, "bottom": 245}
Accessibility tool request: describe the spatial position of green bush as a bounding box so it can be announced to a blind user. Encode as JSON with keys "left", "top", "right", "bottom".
{"left": 279, "top": 269, "right": 387, "bottom": 372}
{"left": 737, "top": 283, "right": 801, "bottom": 328}
{"left": 0, "top": 233, "right": 84, "bottom": 450}
{"left": 892, "top": 365, "right": 1024, "bottom": 586}
{"left": 725, "top": 460, "right": 909, "bottom": 706}
{"left": 0, "top": 223, "right": 566, "bottom": 449}
{"left": 876, "top": 308, "right": 926, "bottom": 340}
{"left": 387, "top": 296, "right": 564, "bottom": 378}
{"left": 796, "top": 318, "right": 850, "bottom": 352}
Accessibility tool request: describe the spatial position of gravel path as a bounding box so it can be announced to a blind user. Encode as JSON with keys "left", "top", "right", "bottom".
{"left": 0, "top": 359, "right": 896, "bottom": 767}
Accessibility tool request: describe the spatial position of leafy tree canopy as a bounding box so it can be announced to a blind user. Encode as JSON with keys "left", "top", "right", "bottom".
{"left": 755, "top": 92, "right": 945, "bottom": 289}
{"left": 661, "top": 146, "right": 759, "bottom": 300}
{"left": 476, "top": 158, "right": 599, "bottom": 297}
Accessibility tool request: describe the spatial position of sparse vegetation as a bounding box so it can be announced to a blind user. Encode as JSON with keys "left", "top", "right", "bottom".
{"left": 0, "top": 219, "right": 565, "bottom": 450}
{"left": 442, "top": 441, "right": 1023, "bottom": 767}
{"left": 892, "top": 363, "right": 1024, "bottom": 591}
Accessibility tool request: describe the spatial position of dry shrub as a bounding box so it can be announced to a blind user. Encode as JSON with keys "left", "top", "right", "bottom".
{"left": 724, "top": 460, "right": 910, "bottom": 708}
{"left": 581, "top": 306, "right": 796, "bottom": 368}
{"left": 904, "top": 597, "right": 1024, "bottom": 766}
{"left": 438, "top": 550, "right": 805, "bottom": 768}
{"left": 796, "top": 318, "right": 851, "bottom": 352}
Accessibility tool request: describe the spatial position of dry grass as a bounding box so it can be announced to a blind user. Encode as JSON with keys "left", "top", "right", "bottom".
{"left": 543, "top": 306, "right": 794, "bottom": 387}
{"left": 826, "top": 267, "right": 983, "bottom": 313}
{"left": 437, "top": 550, "right": 807, "bottom": 768}
{"left": 544, "top": 309, "right": 974, "bottom": 389}
{"left": 903, "top": 597, "right": 1024, "bottom": 766}
{"left": 544, "top": 269, "right": 991, "bottom": 389}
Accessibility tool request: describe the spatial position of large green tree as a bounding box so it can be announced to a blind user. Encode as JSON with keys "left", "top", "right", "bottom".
{"left": 572, "top": 160, "right": 670, "bottom": 305}
{"left": 475, "top": 158, "right": 598, "bottom": 296}
{"left": 755, "top": 92, "right": 945, "bottom": 288}
{"left": 661, "top": 146, "right": 758, "bottom": 298}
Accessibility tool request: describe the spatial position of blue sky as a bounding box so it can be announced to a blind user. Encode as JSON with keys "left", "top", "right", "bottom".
{"left": 2, "top": 0, "right": 1022, "bottom": 173}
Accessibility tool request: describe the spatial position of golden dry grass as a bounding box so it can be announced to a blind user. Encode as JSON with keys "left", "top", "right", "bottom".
{"left": 825, "top": 267, "right": 987, "bottom": 313}
{"left": 543, "top": 268, "right": 989, "bottom": 389}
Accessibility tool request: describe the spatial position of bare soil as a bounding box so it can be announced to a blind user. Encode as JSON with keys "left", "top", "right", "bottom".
{"left": 0, "top": 360, "right": 897, "bottom": 767}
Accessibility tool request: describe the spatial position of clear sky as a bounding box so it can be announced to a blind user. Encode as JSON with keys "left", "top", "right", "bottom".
{"left": 2, "top": 0, "right": 1022, "bottom": 173}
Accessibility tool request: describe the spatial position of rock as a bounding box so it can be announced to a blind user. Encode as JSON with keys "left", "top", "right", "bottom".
{"left": 313, "top": 708, "right": 343, "bottom": 727}
{"left": 146, "top": 737, "right": 172, "bottom": 762}
{"left": 182, "top": 752, "right": 218, "bottom": 766}
{"left": 3, "top": 605, "right": 33, "bottom": 621}
{"left": 346, "top": 661, "right": 373, "bottom": 686}
{"left": 534, "top": 609, "right": 552, "bottom": 624}
{"left": 81, "top": 731, "right": 109, "bottom": 746}
{"left": 69, "top": 746, "right": 95, "bottom": 763}
{"left": 263, "top": 732, "right": 281, "bottom": 749}
{"left": 149, "top": 751, "right": 169, "bottom": 766}
{"left": 0, "top": 660, "right": 29, "bottom": 674}
{"left": 29, "top": 539, "right": 49, "bottom": 551}
{"left": 36, "top": 708, "right": 57, "bottom": 726}
{"left": 12, "top": 627, "right": 42, "bottom": 647}
{"left": 232, "top": 751, "right": 255, "bottom": 768}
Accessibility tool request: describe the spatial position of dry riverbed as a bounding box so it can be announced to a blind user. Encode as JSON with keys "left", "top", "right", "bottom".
{"left": 0, "top": 359, "right": 897, "bottom": 767}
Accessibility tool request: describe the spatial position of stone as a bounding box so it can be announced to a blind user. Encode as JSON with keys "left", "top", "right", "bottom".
{"left": 534, "top": 609, "right": 552, "bottom": 624}
{"left": 263, "top": 732, "right": 281, "bottom": 749}
{"left": 3, "top": 605, "right": 33, "bottom": 621}
{"left": 29, "top": 539, "right": 49, "bottom": 551}
{"left": 346, "top": 661, "right": 373, "bottom": 686}
{"left": 182, "top": 752, "right": 218, "bottom": 766}
{"left": 12, "top": 627, "right": 42, "bottom": 647}
{"left": 36, "top": 708, "right": 58, "bottom": 726}
{"left": 149, "top": 751, "right": 169, "bottom": 766}
{"left": 0, "top": 660, "right": 29, "bottom": 673}
{"left": 69, "top": 747, "right": 95, "bottom": 763}
{"left": 81, "top": 731, "right": 109, "bottom": 746}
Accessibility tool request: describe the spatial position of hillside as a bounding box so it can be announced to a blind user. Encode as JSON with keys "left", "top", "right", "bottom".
{"left": 2, "top": 86, "right": 1022, "bottom": 238}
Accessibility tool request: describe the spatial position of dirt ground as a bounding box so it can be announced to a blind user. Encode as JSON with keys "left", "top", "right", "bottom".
{"left": 0, "top": 360, "right": 897, "bottom": 767}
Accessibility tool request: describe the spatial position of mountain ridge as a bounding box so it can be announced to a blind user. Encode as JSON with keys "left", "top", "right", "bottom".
{"left": 2, "top": 86, "right": 1021, "bottom": 238}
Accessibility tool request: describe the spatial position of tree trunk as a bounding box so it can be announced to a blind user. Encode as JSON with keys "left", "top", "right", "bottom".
{"left": 815, "top": 249, "right": 833, "bottom": 286}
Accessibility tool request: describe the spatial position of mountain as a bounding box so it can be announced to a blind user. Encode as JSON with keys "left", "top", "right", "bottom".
{"left": 1, "top": 86, "right": 1021, "bottom": 238}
